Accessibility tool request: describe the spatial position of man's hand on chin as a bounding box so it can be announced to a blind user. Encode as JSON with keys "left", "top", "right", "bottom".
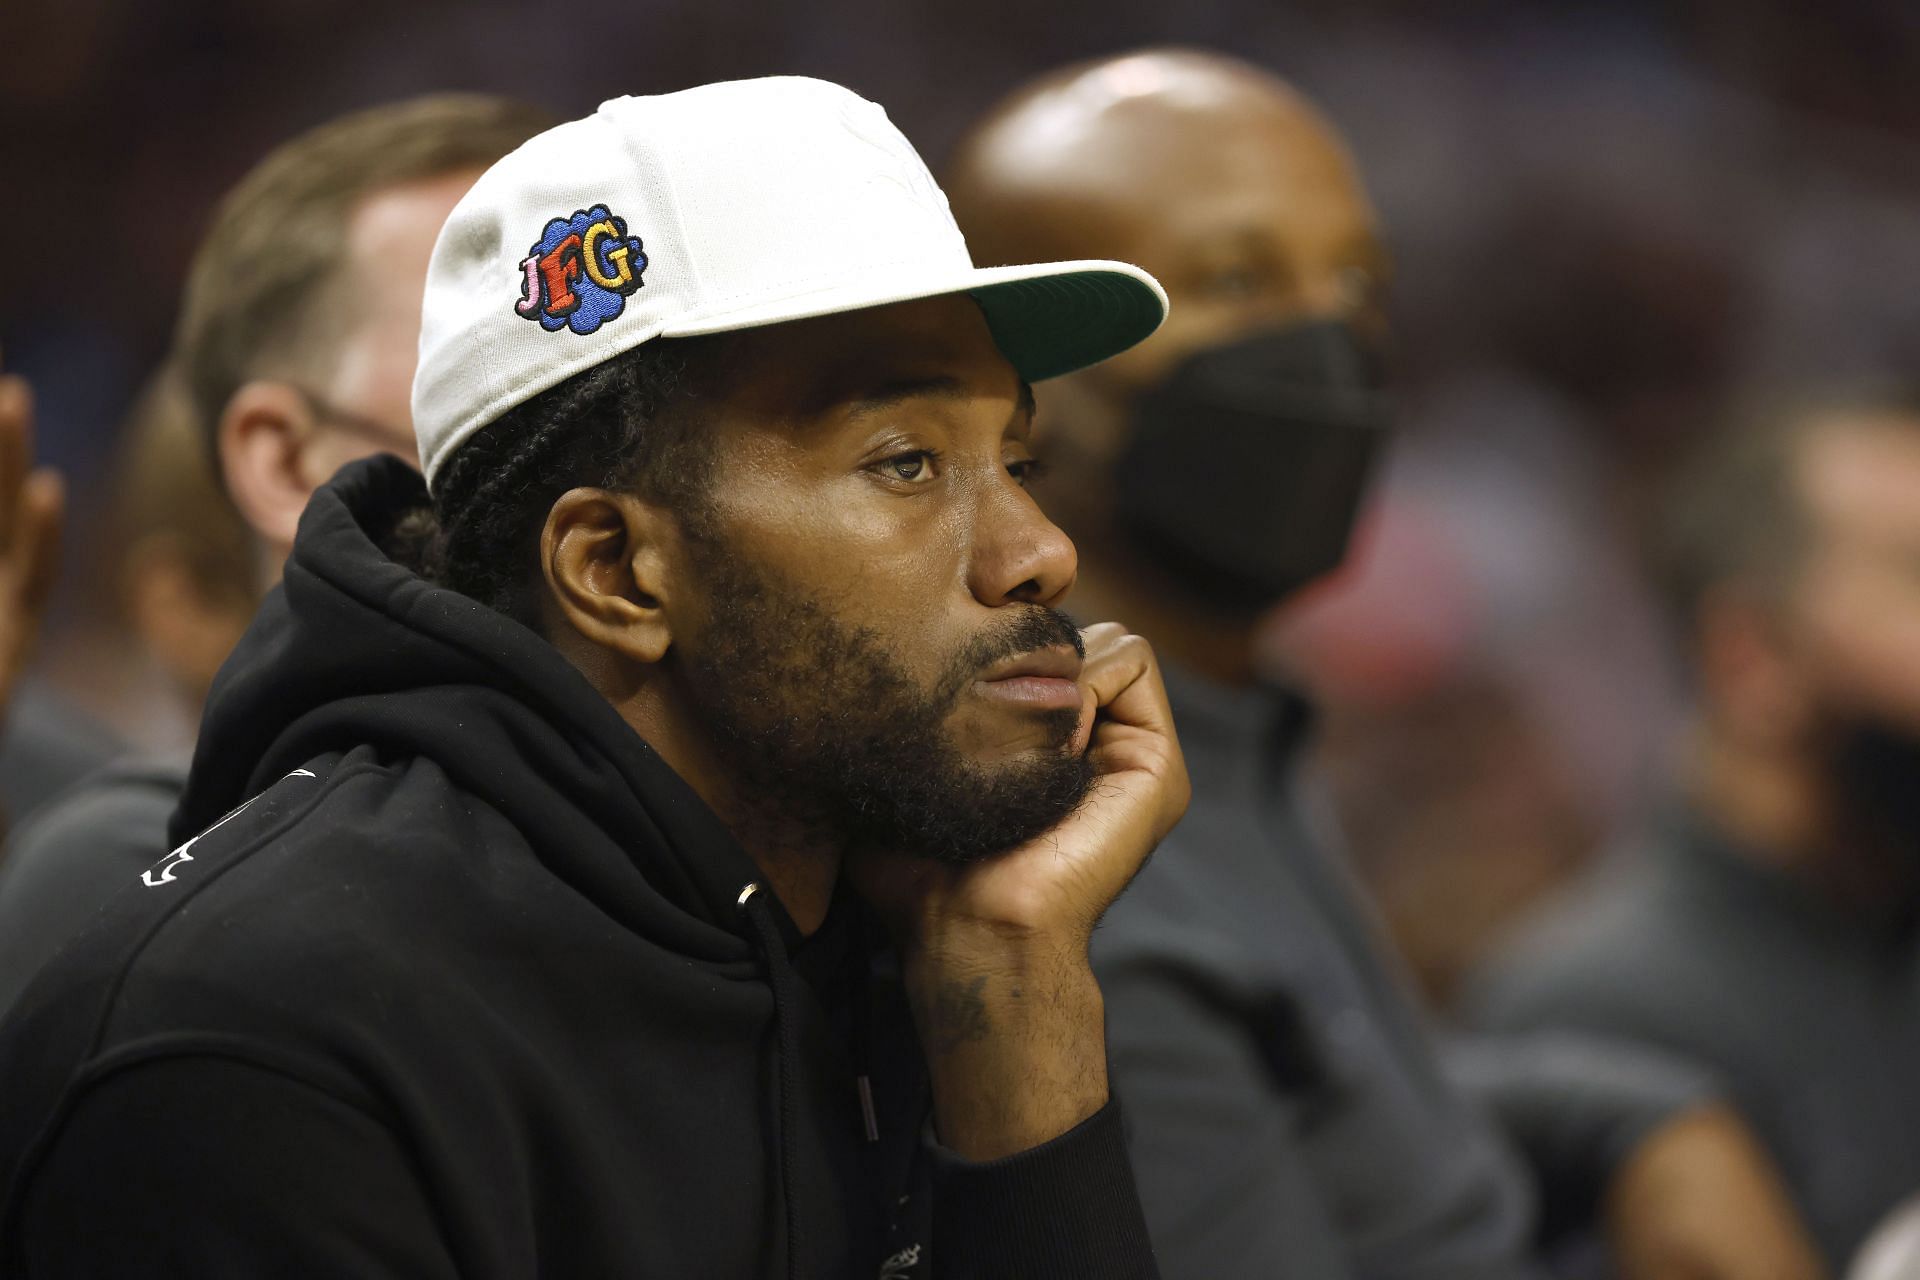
{"left": 851, "top": 621, "right": 1190, "bottom": 1161}
{"left": 1607, "top": 1103, "right": 1829, "bottom": 1280}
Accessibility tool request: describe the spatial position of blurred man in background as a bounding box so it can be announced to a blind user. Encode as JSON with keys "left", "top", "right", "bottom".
{"left": 0, "top": 93, "right": 552, "bottom": 1013}
{"left": 948, "top": 48, "right": 1823, "bottom": 1279}
{"left": 1469, "top": 393, "right": 1920, "bottom": 1269}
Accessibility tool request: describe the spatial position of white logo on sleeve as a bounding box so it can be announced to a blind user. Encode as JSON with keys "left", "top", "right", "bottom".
{"left": 878, "top": 1244, "right": 922, "bottom": 1279}
{"left": 141, "top": 769, "right": 318, "bottom": 888}
{"left": 140, "top": 846, "right": 196, "bottom": 888}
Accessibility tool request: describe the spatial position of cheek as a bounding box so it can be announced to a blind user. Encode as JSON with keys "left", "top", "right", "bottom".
{"left": 713, "top": 476, "right": 968, "bottom": 675}
{"left": 1096, "top": 308, "right": 1224, "bottom": 393}
{"left": 303, "top": 432, "right": 415, "bottom": 488}
{"left": 328, "top": 318, "right": 422, "bottom": 430}
{"left": 1103, "top": 295, "right": 1306, "bottom": 391}
{"left": 1797, "top": 563, "right": 1920, "bottom": 719}
{"left": 299, "top": 434, "right": 371, "bottom": 487}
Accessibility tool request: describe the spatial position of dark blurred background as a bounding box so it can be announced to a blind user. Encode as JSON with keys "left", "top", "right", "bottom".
{"left": 9, "top": 0, "right": 1920, "bottom": 1002}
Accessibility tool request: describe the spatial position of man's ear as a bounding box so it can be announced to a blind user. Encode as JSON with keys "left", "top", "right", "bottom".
{"left": 219, "top": 380, "right": 318, "bottom": 558}
{"left": 542, "top": 487, "right": 680, "bottom": 666}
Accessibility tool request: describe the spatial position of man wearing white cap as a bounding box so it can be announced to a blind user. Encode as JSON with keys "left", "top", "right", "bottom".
{"left": 0, "top": 78, "right": 1185, "bottom": 1278}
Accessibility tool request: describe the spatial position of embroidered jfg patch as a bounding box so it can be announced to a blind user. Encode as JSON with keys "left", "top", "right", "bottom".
{"left": 514, "top": 204, "right": 648, "bottom": 335}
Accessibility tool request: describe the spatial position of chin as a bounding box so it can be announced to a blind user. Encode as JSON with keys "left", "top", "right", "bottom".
{"left": 949, "top": 707, "right": 1081, "bottom": 763}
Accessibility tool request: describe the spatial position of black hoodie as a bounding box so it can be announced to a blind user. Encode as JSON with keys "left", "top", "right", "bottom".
{"left": 0, "top": 456, "right": 1157, "bottom": 1278}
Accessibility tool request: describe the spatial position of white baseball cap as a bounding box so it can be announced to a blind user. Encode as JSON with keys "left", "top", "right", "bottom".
{"left": 412, "top": 76, "right": 1168, "bottom": 488}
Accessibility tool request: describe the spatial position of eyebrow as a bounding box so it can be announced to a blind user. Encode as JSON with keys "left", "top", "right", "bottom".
{"left": 845, "top": 375, "right": 1036, "bottom": 425}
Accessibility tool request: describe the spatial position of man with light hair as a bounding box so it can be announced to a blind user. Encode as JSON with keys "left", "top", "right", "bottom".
{"left": 0, "top": 93, "right": 554, "bottom": 1013}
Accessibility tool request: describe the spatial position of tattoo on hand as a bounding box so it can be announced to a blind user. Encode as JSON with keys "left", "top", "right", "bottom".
{"left": 923, "top": 974, "right": 992, "bottom": 1055}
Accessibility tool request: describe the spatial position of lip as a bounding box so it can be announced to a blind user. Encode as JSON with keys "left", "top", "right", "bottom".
{"left": 973, "top": 645, "right": 1084, "bottom": 712}
{"left": 978, "top": 645, "right": 1084, "bottom": 684}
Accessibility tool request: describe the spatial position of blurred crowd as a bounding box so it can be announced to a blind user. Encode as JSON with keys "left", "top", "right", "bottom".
{"left": 2, "top": 1, "right": 1919, "bottom": 1276}
{"left": 12, "top": 0, "right": 1920, "bottom": 985}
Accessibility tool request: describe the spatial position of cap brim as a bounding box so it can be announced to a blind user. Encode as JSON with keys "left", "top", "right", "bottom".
{"left": 965, "top": 261, "right": 1168, "bottom": 382}
{"left": 661, "top": 258, "right": 1166, "bottom": 382}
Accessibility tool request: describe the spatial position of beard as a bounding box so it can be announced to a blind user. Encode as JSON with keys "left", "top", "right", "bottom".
{"left": 673, "top": 542, "right": 1095, "bottom": 865}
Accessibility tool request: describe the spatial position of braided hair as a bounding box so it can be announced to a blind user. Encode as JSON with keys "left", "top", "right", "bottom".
{"left": 394, "top": 335, "right": 726, "bottom": 629}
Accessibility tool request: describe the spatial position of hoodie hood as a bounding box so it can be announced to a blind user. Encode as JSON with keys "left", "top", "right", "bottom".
{"left": 174, "top": 453, "right": 768, "bottom": 960}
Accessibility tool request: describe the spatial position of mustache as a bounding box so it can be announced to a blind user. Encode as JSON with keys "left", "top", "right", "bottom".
{"left": 934, "top": 606, "right": 1084, "bottom": 706}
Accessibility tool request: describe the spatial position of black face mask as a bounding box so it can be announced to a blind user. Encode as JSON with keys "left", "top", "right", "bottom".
{"left": 1113, "top": 319, "right": 1394, "bottom": 612}
{"left": 1826, "top": 713, "right": 1920, "bottom": 866}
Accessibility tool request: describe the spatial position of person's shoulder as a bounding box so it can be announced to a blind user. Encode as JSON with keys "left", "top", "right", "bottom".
{"left": 1092, "top": 815, "right": 1323, "bottom": 1015}
{"left": 1461, "top": 837, "right": 1718, "bottom": 1037}
{"left": 0, "top": 685, "right": 124, "bottom": 825}
{"left": 0, "top": 756, "right": 191, "bottom": 1015}
{"left": 125, "top": 752, "right": 511, "bottom": 966}
{"left": 20, "top": 753, "right": 499, "bottom": 1026}
{"left": 0, "top": 753, "right": 532, "bottom": 1112}
{"left": 1091, "top": 754, "right": 1353, "bottom": 980}
{"left": 1095, "top": 826, "right": 1245, "bottom": 953}
{"left": 1, "top": 755, "right": 188, "bottom": 887}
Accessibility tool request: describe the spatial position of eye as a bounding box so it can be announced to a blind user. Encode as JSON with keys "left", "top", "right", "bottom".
{"left": 875, "top": 450, "right": 939, "bottom": 484}
{"left": 1007, "top": 456, "right": 1049, "bottom": 488}
{"left": 1200, "top": 264, "right": 1269, "bottom": 300}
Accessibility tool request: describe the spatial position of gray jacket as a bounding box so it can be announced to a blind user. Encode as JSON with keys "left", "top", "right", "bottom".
{"left": 0, "top": 757, "right": 184, "bottom": 1016}
{"left": 1096, "top": 669, "right": 1710, "bottom": 1278}
{"left": 1465, "top": 805, "right": 1920, "bottom": 1269}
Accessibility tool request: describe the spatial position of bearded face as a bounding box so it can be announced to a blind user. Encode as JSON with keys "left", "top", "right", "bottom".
{"left": 676, "top": 540, "right": 1092, "bottom": 864}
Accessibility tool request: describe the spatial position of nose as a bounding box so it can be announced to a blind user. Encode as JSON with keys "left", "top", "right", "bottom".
{"left": 967, "top": 475, "right": 1077, "bottom": 609}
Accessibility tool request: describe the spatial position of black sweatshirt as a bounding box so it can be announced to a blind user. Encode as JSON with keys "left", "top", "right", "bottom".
{"left": 0, "top": 456, "right": 1157, "bottom": 1279}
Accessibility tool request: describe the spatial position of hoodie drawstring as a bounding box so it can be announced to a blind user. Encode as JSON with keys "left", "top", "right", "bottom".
{"left": 739, "top": 883, "right": 804, "bottom": 1280}
{"left": 849, "top": 914, "right": 880, "bottom": 1145}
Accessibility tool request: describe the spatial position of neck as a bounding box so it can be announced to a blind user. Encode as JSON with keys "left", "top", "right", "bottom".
{"left": 701, "top": 795, "right": 841, "bottom": 936}
{"left": 255, "top": 535, "right": 289, "bottom": 596}
{"left": 1688, "top": 722, "right": 1915, "bottom": 913}
{"left": 560, "top": 636, "right": 841, "bottom": 935}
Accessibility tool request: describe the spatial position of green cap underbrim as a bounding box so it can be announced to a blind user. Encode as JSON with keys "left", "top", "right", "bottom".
{"left": 968, "top": 266, "right": 1168, "bottom": 383}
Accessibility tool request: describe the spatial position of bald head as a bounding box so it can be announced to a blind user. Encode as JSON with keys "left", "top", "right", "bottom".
{"left": 948, "top": 49, "right": 1387, "bottom": 392}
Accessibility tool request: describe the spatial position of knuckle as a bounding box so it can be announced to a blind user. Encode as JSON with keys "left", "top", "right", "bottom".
{"left": 1112, "top": 633, "right": 1157, "bottom": 676}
